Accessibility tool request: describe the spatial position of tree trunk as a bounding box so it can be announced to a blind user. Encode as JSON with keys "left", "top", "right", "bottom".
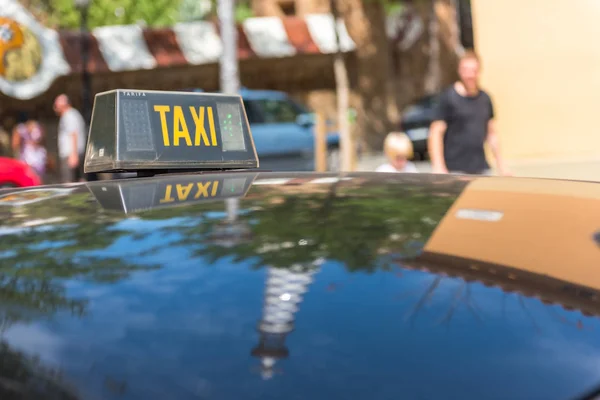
{"left": 336, "top": 0, "right": 397, "bottom": 152}
{"left": 436, "top": 0, "right": 462, "bottom": 86}
{"left": 330, "top": 0, "right": 353, "bottom": 171}
{"left": 394, "top": 0, "right": 461, "bottom": 111}
{"left": 251, "top": 0, "right": 284, "bottom": 17}
{"left": 425, "top": 0, "right": 440, "bottom": 95}
{"left": 333, "top": 53, "right": 353, "bottom": 171}
{"left": 314, "top": 113, "right": 328, "bottom": 172}
{"left": 394, "top": 1, "right": 431, "bottom": 111}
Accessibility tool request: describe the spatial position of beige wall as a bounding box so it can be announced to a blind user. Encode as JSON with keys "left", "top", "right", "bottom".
{"left": 472, "top": 0, "right": 600, "bottom": 162}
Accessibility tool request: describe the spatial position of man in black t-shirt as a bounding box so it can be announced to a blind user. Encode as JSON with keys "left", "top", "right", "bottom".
{"left": 428, "top": 51, "right": 510, "bottom": 176}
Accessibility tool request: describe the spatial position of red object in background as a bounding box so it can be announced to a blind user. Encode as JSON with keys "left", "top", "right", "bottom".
{"left": 0, "top": 157, "right": 42, "bottom": 188}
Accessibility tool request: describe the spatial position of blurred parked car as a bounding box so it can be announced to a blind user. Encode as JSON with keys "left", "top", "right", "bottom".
{"left": 399, "top": 94, "right": 439, "bottom": 160}
{"left": 186, "top": 88, "right": 340, "bottom": 171}
{"left": 0, "top": 157, "right": 41, "bottom": 188}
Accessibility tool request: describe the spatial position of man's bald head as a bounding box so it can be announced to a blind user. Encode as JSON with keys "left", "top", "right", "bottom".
{"left": 53, "top": 94, "right": 70, "bottom": 115}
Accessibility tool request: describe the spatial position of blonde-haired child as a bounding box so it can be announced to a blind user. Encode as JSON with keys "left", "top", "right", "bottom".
{"left": 376, "top": 132, "right": 419, "bottom": 173}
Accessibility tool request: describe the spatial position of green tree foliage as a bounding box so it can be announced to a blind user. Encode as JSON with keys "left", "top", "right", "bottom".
{"left": 178, "top": 0, "right": 213, "bottom": 23}
{"left": 22, "top": 0, "right": 255, "bottom": 29}
{"left": 234, "top": 1, "right": 254, "bottom": 22}
{"left": 22, "top": 0, "right": 183, "bottom": 29}
{"left": 385, "top": 0, "right": 406, "bottom": 16}
{"left": 181, "top": 0, "right": 253, "bottom": 23}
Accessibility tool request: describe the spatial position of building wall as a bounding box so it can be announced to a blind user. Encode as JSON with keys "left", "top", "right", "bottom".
{"left": 472, "top": 0, "right": 600, "bottom": 162}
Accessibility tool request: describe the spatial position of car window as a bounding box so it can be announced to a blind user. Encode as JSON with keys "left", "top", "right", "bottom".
{"left": 416, "top": 95, "right": 437, "bottom": 109}
{"left": 246, "top": 99, "right": 304, "bottom": 124}
{"left": 243, "top": 101, "right": 264, "bottom": 124}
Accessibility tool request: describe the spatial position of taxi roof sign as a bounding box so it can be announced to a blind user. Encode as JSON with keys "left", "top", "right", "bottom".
{"left": 84, "top": 89, "right": 259, "bottom": 174}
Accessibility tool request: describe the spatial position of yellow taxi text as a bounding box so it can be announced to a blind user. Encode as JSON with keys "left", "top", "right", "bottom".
{"left": 159, "top": 181, "right": 220, "bottom": 203}
{"left": 153, "top": 105, "right": 218, "bottom": 147}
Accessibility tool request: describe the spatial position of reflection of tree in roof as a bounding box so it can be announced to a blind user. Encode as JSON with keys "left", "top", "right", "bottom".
{"left": 0, "top": 340, "right": 79, "bottom": 399}
{"left": 169, "top": 177, "right": 467, "bottom": 272}
{"left": 0, "top": 177, "right": 468, "bottom": 326}
{"left": 0, "top": 191, "right": 160, "bottom": 331}
{"left": 0, "top": 176, "right": 473, "bottom": 392}
{"left": 0, "top": 276, "right": 85, "bottom": 334}
{"left": 404, "top": 278, "right": 486, "bottom": 328}
{"left": 400, "top": 268, "right": 593, "bottom": 333}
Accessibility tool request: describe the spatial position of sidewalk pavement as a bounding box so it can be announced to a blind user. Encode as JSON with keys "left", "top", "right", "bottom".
{"left": 355, "top": 153, "right": 600, "bottom": 182}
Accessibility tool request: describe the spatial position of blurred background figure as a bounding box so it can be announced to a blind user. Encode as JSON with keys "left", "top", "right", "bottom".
{"left": 0, "top": 126, "right": 10, "bottom": 157}
{"left": 428, "top": 51, "right": 510, "bottom": 176}
{"left": 11, "top": 111, "right": 47, "bottom": 181}
{"left": 53, "top": 94, "right": 86, "bottom": 183}
{"left": 376, "top": 132, "right": 418, "bottom": 173}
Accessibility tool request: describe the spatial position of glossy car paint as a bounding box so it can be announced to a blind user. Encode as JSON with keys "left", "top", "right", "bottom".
{"left": 0, "top": 172, "right": 599, "bottom": 400}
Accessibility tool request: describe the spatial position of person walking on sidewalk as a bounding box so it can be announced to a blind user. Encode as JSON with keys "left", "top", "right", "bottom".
{"left": 428, "top": 51, "right": 510, "bottom": 176}
{"left": 54, "top": 94, "right": 86, "bottom": 183}
{"left": 11, "top": 112, "right": 47, "bottom": 180}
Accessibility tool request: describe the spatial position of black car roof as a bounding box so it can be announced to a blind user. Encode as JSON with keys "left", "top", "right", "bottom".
{"left": 0, "top": 172, "right": 599, "bottom": 400}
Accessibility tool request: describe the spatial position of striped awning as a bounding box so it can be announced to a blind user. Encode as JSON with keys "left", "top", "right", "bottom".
{"left": 0, "top": 0, "right": 423, "bottom": 100}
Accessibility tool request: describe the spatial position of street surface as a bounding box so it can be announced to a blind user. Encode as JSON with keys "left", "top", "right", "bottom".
{"left": 356, "top": 153, "right": 600, "bottom": 182}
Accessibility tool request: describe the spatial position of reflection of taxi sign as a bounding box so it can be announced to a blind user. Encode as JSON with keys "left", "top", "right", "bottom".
{"left": 87, "top": 172, "right": 257, "bottom": 214}
{"left": 84, "top": 89, "right": 258, "bottom": 174}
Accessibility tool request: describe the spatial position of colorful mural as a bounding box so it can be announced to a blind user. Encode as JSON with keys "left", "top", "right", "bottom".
{"left": 0, "top": 1, "right": 70, "bottom": 99}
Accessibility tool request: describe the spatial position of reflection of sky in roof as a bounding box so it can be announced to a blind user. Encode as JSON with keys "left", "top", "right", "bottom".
{"left": 2, "top": 253, "right": 600, "bottom": 400}
{"left": 0, "top": 249, "right": 16, "bottom": 258}
{"left": 203, "top": 209, "right": 252, "bottom": 220}
{"left": 0, "top": 223, "right": 64, "bottom": 237}
{"left": 74, "top": 213, "right": 253, "bottom": 264}
{"left": 29, "top": 240, "right": 77, "bottom": 251}
{"left": 82, "top": 218, "right": 196, "bottom": 261}
{"left": 110, "top": 217, "right": 195, "bottom": 232}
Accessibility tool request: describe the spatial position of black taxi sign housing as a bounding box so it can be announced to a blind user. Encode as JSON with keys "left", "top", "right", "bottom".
{"left": 84, "top": 89, "right": 259, "bottom": 174}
